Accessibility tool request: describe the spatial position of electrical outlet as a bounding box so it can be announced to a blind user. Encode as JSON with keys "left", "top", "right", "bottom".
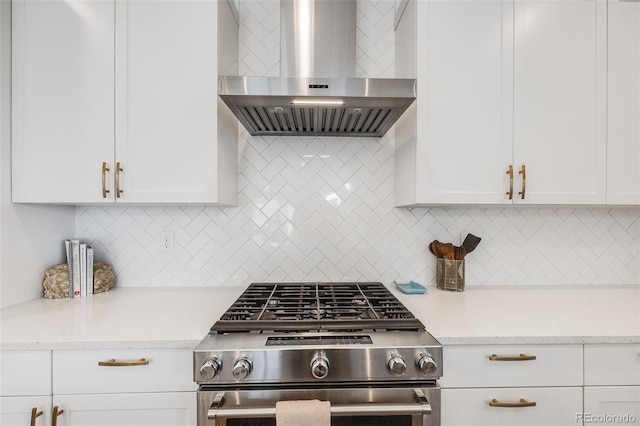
{"left": 159, "top": 231, "right": 174, "bottom": 254}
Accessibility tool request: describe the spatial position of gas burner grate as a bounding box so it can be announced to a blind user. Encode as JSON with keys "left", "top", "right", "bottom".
{"left": 212, "top": 282, "right": 424, "bottom": 333}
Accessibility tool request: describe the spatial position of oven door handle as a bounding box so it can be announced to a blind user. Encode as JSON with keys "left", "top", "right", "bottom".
{"left": 208, "top": 389, "right": 432, "bottom": 420}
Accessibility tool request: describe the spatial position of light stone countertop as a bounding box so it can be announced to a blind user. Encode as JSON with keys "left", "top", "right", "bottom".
{"left": 1, "top": 284, "right": 638, "bottom": 350}
{"left": 390, "top": 284, "right": 640, "bottom": 345}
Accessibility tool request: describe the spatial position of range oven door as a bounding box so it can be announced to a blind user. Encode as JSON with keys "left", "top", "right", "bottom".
{"left": 198, "top": 386, "right": 440, "bottom": 426}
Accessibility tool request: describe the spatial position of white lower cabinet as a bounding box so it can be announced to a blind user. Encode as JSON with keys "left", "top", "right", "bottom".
{"left": 0, "top": 351, "right": 52, "bottom": 425}
{"left": 583, "top": 387, "right": 640, "bottom": 424}
{"left": 583, "top": 344, "right": 640, "bottom": 424}
{"left": 0, "top": 396, "right": 52, "bottom": 426}
{"left": 51, "top": 348, "right": 196, "bottom": 426}
{"left": 442, "top": 387, "right": 583, "bottom": 426}
{"left": 584, "top": 344, "right": 640, "bottom": 386}
{"left": 52, "top": 392, "right": 195, "bottom": 426}
{"left": 440, "top": 344, "right": 583, "bottom": 426}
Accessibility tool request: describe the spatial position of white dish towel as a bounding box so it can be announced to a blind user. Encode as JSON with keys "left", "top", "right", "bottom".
{"left": 275, "top": 399, "right": 331, "bottom": 426}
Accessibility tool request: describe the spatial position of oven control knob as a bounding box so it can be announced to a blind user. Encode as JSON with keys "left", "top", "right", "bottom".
{"left": 310, "top": 352, "right": 330, "bottom": 379}
{"left": 200, "top": 357, "right": 222, "bottom": 380}
{"left": 232, "top": 357, "right": 253, "bottom": 380}
{"left": 387, "top": 353, "right": 407, "bottom": 375}
{"left": 417, "top": 352, "right": 438, "bottom": 375}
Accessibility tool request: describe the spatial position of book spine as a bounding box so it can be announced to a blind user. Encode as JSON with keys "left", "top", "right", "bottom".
{"left": 71, "top": 239, "right": 81, "bottom": 298}
{"left": 80, "top": 243, "right": 87, "bottom": 297}
{"left": 65, "top": 240, "right": 73, "bottom": 298}
{"left": 86, "top": 246, "right": 94, "bottom": 295}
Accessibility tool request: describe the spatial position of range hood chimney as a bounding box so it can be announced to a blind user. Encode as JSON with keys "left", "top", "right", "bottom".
{"left": 219, "top": 0, "right": 416, "bottom": 137}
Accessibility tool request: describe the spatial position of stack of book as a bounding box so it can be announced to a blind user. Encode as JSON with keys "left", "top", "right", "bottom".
{"left": 64, "top": 239, "right": 94, "bottom": 298}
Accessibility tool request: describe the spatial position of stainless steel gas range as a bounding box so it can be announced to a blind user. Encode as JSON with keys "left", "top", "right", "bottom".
{"left": 194, "top": 282, "right": 442, "bottom": 426}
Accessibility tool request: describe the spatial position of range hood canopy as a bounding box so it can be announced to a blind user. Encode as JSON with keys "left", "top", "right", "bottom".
{"left": 219, "top": 0, "right": 416, "bottom": 137}
{"left": 219, "top": 76, "right": 416, "bottom": 137}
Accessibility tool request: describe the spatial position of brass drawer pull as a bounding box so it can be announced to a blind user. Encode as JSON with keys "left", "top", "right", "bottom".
{"left": 490, "top": 398, "right": 537, "bottom": 408}
{"left": 30, "top": 407, "right": 43, "bottom": 426}
{"left": 52, "top": 406, "right": 64, "bottom": 426}
{"left": 115, "top": 162, "right": 123, "bottom": 198}
{"left": 506, "top": 165, "right": 514, "bottom": 199}
{"left": 518, "top": 164, "right": 526, "bottom": 199}
{"left": 489, "top": 353, "right": 537, "bottom": 361}
{"left": 98, "top": 358, "right": 149, "bottom": 367}
{"left": 101, "top": 162, "right": 110, "bottom": 198}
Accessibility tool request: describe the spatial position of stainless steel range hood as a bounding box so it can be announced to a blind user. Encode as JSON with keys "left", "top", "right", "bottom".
{"left": 219, "top": 0, "right": 416, "bottom": 137}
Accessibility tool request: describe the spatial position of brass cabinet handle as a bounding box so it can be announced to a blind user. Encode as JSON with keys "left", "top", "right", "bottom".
{"left": 489, "top": 353, "right": 537, "bottom": 361}
{"left": 30, "top": 407, "right": 43, "bottom": 426}
{"left": 52, "top": 406, "right": 64, "bottom": 426}
{"left": 101, "top": 162, "right": 110, "bottom": 198}
{"left": 115, "top": 162, "right": 123, "bottom": 198}
{"left": 506, "top": 165, "right": 514, "bottom": 199}
{"left": 518, "top": 164, "right": 526, "bottom": 199}
{"left": 98, "top": 358, "right": 149, "bottom": 367}
{"left": 490, "top": 398, "right": 537, "bottom": 408}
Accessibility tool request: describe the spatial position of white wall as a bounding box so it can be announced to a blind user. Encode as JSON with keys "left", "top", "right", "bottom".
{"left": 0, "top": 0, "right": 75, "bottom": 308}
{"left": 76, "top": 0, "right": 640, "bottom": 288}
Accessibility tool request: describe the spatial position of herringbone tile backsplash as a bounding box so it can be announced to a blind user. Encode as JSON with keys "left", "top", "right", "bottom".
{"left": 76, "top": 0, "right": 640, "bottom": 288}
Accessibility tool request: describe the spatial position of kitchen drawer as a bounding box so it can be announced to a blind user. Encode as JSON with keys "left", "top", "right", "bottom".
{"left": 53, "top": 349, "right": 195, "bottom": 394}
{"left": 442, "top": 386, "right": 583, "bottom": 426}
{"left": 0, "top": 350, "right": 51, "bottom": 396}
{"left": 439, "top": 344, "right": 583, "bottom": 388}
{"left": 584, "top": 344, "right": 640, "bottom": 386}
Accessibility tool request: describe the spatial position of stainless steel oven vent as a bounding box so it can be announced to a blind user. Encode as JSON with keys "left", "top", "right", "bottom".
{"left": 239, "top": 106, "right": 394, "bottom": 136}
{"left": 219, "top": 0, "right": 416, "bottom": 137}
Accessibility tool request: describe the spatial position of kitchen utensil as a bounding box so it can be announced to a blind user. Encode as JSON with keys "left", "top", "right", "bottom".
{"left": 441, "top": 243, "right": 455, "bottom": 260}
{"left": 429, "top": 240, "right": 444, "bottom": 258}
{"left": 454, "top": 245, "right": 466, "bottom": 260}
{"left": 461, "top": 234, "right": 481, "bottom": 254}
{"left": 429, "top": 241, "right": 438, "bottom": 257}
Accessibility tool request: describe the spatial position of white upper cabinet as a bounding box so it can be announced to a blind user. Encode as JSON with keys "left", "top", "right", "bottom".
{"left": 513, "top": 0, "right": 607, "bottom": 205}
{"left": 12, "top": 0, "right": 238, "bottom": 205}
{"left": 395, "top": 0, "right": 514, "bottom": 206}
{"left": 12, "top": 0, "right": 115, "bottom": 204}
{"left": 395, "top": 0, "right": 608, "bottom": 206}
{"left": 114, "top": 0, "right": 237, "bottom": 204}
{"left": 607, "top": 0, "right": 640, "bottom": 205}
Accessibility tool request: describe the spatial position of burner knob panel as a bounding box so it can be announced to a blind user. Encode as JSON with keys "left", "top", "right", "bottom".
{"left": 387, "top": 353, "right": 407, "bottom": 375}
{"left": 200, "top": 357, "right": 222, "bottom": 380}
{"left": 232, "top": 356, "right": 253, "bottom": 380}
{"left": 417, "top": 351, "right": 438, "bottom": 375}
{"left": 310, "top": 352, "right": 330, "bottom": 379}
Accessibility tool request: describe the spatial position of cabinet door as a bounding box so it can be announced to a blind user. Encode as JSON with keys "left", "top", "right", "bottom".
{"left": 584, "top": 387, "right": 640, "bottom": 424}
{"left": 442, "top": 387, "right": 582, "bottom": 426}
{"left": 114, "top": 0, "right": 223, "bottom": 203}
{"left": 513, "top": 0, "right": 607, "bottom": 204}
{"left": 52, "top": 392, "right": 195, "bottom": 426}
{"left": 12, "top": 0, "right": 115, "bottom": 204}
{"left": 0, "top": 396, "right": 51, "bottom": 426}
{"left": 607, "top": 0, "right": 640, "bottom": 205}
{"left": 401, "top": 0, "right": 514, "bottom": 205}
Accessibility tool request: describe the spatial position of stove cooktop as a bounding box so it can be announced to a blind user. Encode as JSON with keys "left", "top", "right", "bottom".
{"left": 211, "top": 282, "right": 424, "bottom": 333}
{"left": 195, "top": 282, "right": 442, "bottom": 386}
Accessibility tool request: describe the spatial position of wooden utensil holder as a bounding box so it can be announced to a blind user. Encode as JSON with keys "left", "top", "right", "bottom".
{"left": 436, "top": 258, "right": 465, "bottom": 291}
